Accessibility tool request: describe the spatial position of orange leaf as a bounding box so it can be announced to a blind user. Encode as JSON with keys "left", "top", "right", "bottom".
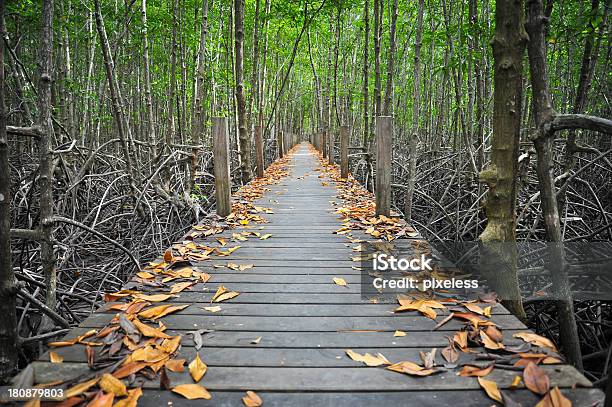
{"left": 477, "top": 377, "right": 502, "bottom": 403}
{"left": 524, "top": 361, "right": 550, "bottom": 395}
{"left": 171, "top": 384, "right": 212, "bottom": 400}
{"left": 98, "top": 373, "right": 127, "bottom": 397}
{"left": 242, "top": 391, "right": 263, "bottom": 406}
{"left": 132, "top": 318, "right": 171, "bottom": 338}
{"left": 189, "top": 353, "right": 208, "bottom": 382}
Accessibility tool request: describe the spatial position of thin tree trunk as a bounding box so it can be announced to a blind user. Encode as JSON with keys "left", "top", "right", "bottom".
{"left": 478, "top": 0, "right": 526, "bottom": 320}
{"left": 362, "top": 0, "right": 370, "bottom": 148}
{"left": 525, "top": 0, "right": 584, "bottom": 369}
{"left": 37, "top": 0, "right": 58, "bottom": 332}
{"left": 382, "top": 0, "right": 398, "bottom": 116}
{"left": 141, "top": 0, "right": 156, "bottom": 154}
{"left": 0, "top": 0, "right": 19, "bottom": 378}
{"left": 234, "top": 0, "right": 252, "bottom": 183}
{"left": 373, "top": 0, "right": 382, "bottom": 117}
{"left": 404, "top": 0, "right": 423, "bottom": 222}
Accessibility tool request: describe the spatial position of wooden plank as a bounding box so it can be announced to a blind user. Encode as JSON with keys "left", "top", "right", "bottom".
{"left": 29, "top": 363, "right": 591, "bottom": 391}
{"left": 212, "top": 117, "right": 231, "bottom": 217}
{"left": 55, "top": 328, "right": 526, "bottom": 349}
{"left": 79, "top": 314, "right": 527, "bottom": 331}
{"left": 104, "top": 388, "right": 605, "bottom": 407}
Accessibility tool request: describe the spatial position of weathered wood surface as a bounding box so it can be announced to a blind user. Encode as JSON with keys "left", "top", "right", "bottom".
{"left": 24, "top": 144, "right": 601, "bottom": 406}
{"left": 212, "top": 117, "right": 231, "bottom": 217}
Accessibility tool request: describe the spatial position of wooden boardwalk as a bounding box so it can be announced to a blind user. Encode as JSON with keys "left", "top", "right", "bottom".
{"left": 15, "top": 143, "right": 603, "bottom": 406}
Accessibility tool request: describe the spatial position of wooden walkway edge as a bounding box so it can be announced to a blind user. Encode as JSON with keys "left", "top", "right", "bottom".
{"left": 8, "top": 143, "right": 604, "bottom": 406}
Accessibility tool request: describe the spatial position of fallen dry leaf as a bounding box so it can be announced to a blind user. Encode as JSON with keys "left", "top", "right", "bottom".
{"left": 346, "top": 349, "right": 390, "bottom": 367}
{"left": 242, "top": 390, "right": 263, "bottom": 406}
{"left": 64, "top": 378, "right": 100, "bottom": 399}
{"left": 132, "top": 318, "right": 171, "bottom": 338}
{"left": 251, "top": 336, "right": 262, "bottom": 344}
{"left": 524, "top": 361, "right": 550, "bottom": 395}
{"left": 211, "top": 285, "right": 240, "bottom": 302}
{"left": 387, "top": 361, "right": 436, "bottom": 376}
{"left": 99, "top": 373, "right": 127, "bottom": 397}
{"left": 189, "top": 353, "right": 207, "bottom": 382}
{"left": 477, "top": 377, "right": 502, "bottom": 403}
{"left": 170, "top": 281, "right": 195, "bottom": 294}
{"left": 535, "top": 386, "right": 572, "bottom": 407}
{"left": 393, "top": 330, "right": 406, "bottom": 337}
{"left": 49, "top": 351, "right": 63, "bottom": 363}
{"left": 87, "top": 391, "right": 114, "bottom": 407}
{"left": 165, "top": 358, "right": 186, "bottom": 372}
{"left": 458, "top": 364, "right": 494, "bottom": 377}
{"left": 333, "top": 277, "right": 347, "bottom": 287}
{"left": 513, "top": 332, "right": 558, "bottom": 352}
{"left": 203, "top": 305, "right": 222, "bottom": 313}
{"left": 172, "top": 384, "right": 212, "bottom": 400}
{"left": 113, "top": 387, "right": 143, "bottom": 407}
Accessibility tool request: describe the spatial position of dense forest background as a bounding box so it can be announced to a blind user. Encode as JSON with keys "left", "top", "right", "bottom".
{"left": 1, "top": 0, "right": 611, "bottom": 388}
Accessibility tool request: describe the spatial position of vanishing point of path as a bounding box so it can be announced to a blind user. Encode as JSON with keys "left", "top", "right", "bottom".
{"left": 18, "top": 143, "right": 603, "bottom": 406}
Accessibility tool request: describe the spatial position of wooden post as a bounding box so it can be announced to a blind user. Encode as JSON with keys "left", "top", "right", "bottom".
{"left": 255, "top": 125, "right": 264, "bottom": 178}
{"left": 213, "top": 117, "right": 231, "bottom": 217}
{"left": 283, "top": 132, "right": 289, "bottom": 155}
{"left": 322, "top": 130, "right": 328, "bottom": 158}
{"left": 278, "top": 129, "right": 284, "bottom": 158}
{"left": 340, "top": 125, "right": 349, "bottom": 179}
{"left": 376, "top": 116, "right": 392, "bottom": 216}
{"left": 328, "top": 130, "right": 334, "bottom": 164}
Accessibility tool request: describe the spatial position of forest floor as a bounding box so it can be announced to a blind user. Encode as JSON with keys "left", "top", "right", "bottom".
{"left": 7, "top": 143, "right": 603, "bottom": 406}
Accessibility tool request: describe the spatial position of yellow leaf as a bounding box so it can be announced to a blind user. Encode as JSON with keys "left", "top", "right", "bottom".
{"left": 346, "top": 349, "right": 390, "bottom": 366}
{"left": 165, "top": 359, "right": 186, "bottom": 372}
{"left": 49, "top": 351, "right": 63, "bottom": 363}
{"left": 480, "top": 330, "right": 504, "bottom": 350}
{"left": 513, "top": 332, "right": 558, "bottom": 352}
{"left": 136, "top": 271, "right": 155, "bottom": 279}
{"left": 333, "top": 277, "right": 347, "bottom": 286}
{"left": 132, "top": 318, "right": 171, "bottom": 338}
{"left": 170, "top": 282, "right": 194, "bottom": 294}
{"left": 172, "top": 384, "right": 212, "bottom": 400}
{"left": 393, "top": 330, "right": 406, "bottom": 337}
{"left": 113, "top": 388, "right": 143, "bottom": 407}
{"left": 477, "top": 377, "right": 502, "bottom": 403}
{"left": 203, "top": 306, "right": 222, "bottom": 313}
{"left": 99, "top": 373, "right": 128, "bottom": 397}
{"left": 64, "top": 378, "right": 100, "bottom": 399}
{"left": 212, "top": 285, "right": 240, "bottom": 302}
{"left": 260, "top": 234, "right": 272, "bottom": 240}
{"left": 242, "top": 391, "right": 263, "bottom": 406}
{"left": 387, "top": 361, "right": 436, "bottom": 376}
{"left": 138, "top": 304, "right": 172, "bottom": 319}
{"left": 510, "top": 375, "right": 522, "bottom": 389}
{"left": 132, "top": 293, "right": 173, "bottom": 302}
{"left": 158, "top": 336, "right": 181, "bottom": 355}
{"left": 189, "top": 353, "right": 207, "bottom": 382}
{"left": 239, "top": 264, "right": 254, "bottom": 271}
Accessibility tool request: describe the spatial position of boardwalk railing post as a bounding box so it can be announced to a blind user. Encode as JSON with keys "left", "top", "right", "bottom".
{"left": 283, "top": 131, "right": 289, "bottom": 155}
{"left": 322, "top": 129, "right": 328, "bottom": 158}
{"left": 376, "top": 116, "right": 392, "bottom": 216}
{"left": 340, "top": 125, "right": 349, "bottom": 179}
{"left": 213, "top": 117, "right": 231, "bottom": 217}
{"left": 278, "top": 129, "right": 284, "bottom": 158}
{"left": 255, "top": 125, "right": 264, "bottom": 178}
{"left": 328, "top": 129, "right": 335, "bottom": 164}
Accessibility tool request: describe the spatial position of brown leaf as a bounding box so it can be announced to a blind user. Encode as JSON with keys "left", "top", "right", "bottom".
{"left": 160, "top": 366, "right": 171, "bottom": 390}
{"left": 189, "top": 353, "right": 207, "bottom": 382}
{"left": 132, "top": 293, "right": 174, "bottom": 302}
{"left": 453, "top": 331, "right": 468, "bottom": 350}
{"left": 163, "top": 249, "right": 174, "bottom": 262}
{"left": 49, "top": 351, "right": 63, "bottom": 363}
{"left": 211, "top": 285, "right": 240, "bottom": 302}
{"left": 86, "top": 346, "right": 95, "bottom": 368}
{"left": 112, "top": 362, "right": 147, "bottom": 379}
{"left": 86, "top": 391, "right": 114, "bottom": 407}
{"left": 242, "top": 390, "right": 263, "bottom": 406}
{"left": 480, "top": 330, "right": 504, "bottom": 350}
{"left": 419, "top": 348, "right": 437, "bottom": 369}
{"left": 171, "top": 384, "right": 212, "bottom": 400}
{"left": 477, "top": 377, "right": 502, "bottom": 403}
{"left": 524, "top": 362, "right": 550, "bottom": 395}
{"left": 132, "top": 318, "right": 171, "bottom": 338}
{"left": 159, "top": 335, "right": 182, "bottom": 354}
{"left": 153, "top": 304, "right": 190, "bottom": 320}
{"left": 138, "top": 304, "right": 172, "bottom": 319}
{"left": 170, "top": 282, "right": 195, "bottom": 294}
{"left": 346, "top": 349, "right": 390, "bottom": 367}
{"left": 165, "top": 359, "right": 186, "bottom": 372}
{"left": 387, "top": 361, "right": 436, "bottom": 376}
{"left": 513, "top": 332, "right": 558, "bottom": 352}
{"left": 64, "top": 378, "right": 100, "bottom": 399}
{"left": 458, "top": 364, "right": 494, "bottom": 377}
{"left": 535, "top": 387, "right": 572, "bottom": 407}
{"left": 98, "top": 373, "right": 127, "bottom": 397}
{"left": 113, "top": 388, "right": 143, "bottom": 407}
{"left": 442, "top": 341, "right": 459, "bottom": 363}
